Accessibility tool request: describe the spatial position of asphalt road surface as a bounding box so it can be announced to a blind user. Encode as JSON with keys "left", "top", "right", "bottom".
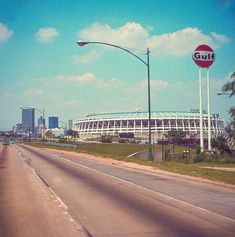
{"left": 0, "top": 144, "right": 85, "bottom": 237}
{"left": 1, "top": 144, "right": 235, "bottom": 237}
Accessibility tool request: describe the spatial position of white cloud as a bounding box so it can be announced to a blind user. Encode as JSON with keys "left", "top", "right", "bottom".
{"left": 73, "top": 50, "right": 103, "bottom": 64}
{"left": 78, "top": 23, "right": 230, "bottom": 58}
{"left": 3, "top": 91, "right": 17, "bottom": 98}
{"left": 45, "top": 92, "right": 63, "bottom": 100}
{"left": 54, "top": 72, "right": 170, "bottom": 93}
{"left": 56, "top": 73, "right": 96, "bottom": 86}
{"left": 78, "top": 22, "right": 149, "bottom": 49}
{"left": 57, "top": 100, "right": 81, "bottom": 109}
{"left": 130, "top": 79, "right": 169, "bottom": 94}
{"left": 151, "top": 80, "right": 169, "bottom": 89}
{"left": 147, "top": 27, "right": 230, "bottom": 57}
{"left": 147, "top": 27, "right": 207, "bottom": 56}
{"left": 35, "top": 27, "right": 59, "bottom": 43}
{"left": 55, "top": 73, "right": 124, "bottom": 91}
{"left": 210, "top": 32, "right": 230, "bottom": 46}
{"left": 23, "top": 88, "right": 44, "bottom": 97}
{"left": 96, "top": 78, "right": 125, "bottom": 91}
{"left": 0, "top": 22, "right": 13, "bottom": 44}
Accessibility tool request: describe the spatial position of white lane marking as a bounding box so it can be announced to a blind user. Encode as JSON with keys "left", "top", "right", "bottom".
{"left": 16, "top": 145, "right": 87, "bottom": 234}
{"left": 37, "top": 149, "right": 235, "bottom": 224}
{"left": 21, "top": 145, "right": 235, "bottom": 224}
{"left": 48, "top": 187, "right": 69, "bottom": 211}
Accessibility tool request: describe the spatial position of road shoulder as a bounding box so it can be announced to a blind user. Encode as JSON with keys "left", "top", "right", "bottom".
{"left": 0, "top": 145, "right": 85, "bottom": 237}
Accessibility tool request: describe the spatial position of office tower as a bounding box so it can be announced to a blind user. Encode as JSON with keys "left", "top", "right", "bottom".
{"left": 37, "top": 116, "right": 45, "bottom": 134}
{"left": 68, "top": 119, "right": 73, "bottom": 130}
{"left": 38, "top": 116, "right": 46, "bottom": 128}
{"left": 38, "top": 116, "right": 45, "bottom": 127}
{"left": 22, "top": 108, "right": 35, "bottom": 134}
{"left": 49, "top": 116, "right": 59, "bottom": 129}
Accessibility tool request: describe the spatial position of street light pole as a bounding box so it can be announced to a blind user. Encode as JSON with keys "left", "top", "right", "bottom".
{"left": 77, "top": 41, "right": 153, "bottom": 160}
{"left": 146, "top": 48, "right": 152, "bottom": 160}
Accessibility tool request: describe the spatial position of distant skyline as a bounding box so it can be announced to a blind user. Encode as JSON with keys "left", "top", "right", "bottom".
{"left": 0, "top": 0, "right": 234, "bottom": 130}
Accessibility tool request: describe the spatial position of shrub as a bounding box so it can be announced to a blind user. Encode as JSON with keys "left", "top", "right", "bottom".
{"left": 196, "top": 146, "right": 201, "bottom": 155}
{"left": 192, "top": 154, "right": 205, "bottom": 163}
{"left": 212, "top": 136, "right": 231, "bottom": 154}
{"left": 101, "top": 136, "right": 112, "bottom": 143}
{"left": 218, "top": 158, "right": 230, "bottom": 164}
{"left": 58, "top": 137, "right": 67, "bottom": 143}
{"left": 218, "top": 157, "right": 235, "bottom": 164}
{"left": 164, "top": 149, "right": 171, "bottom": 161}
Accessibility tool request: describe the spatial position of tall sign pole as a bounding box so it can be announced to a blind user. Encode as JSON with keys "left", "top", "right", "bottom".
{"left": 193, "top": 44, "right": 215, "bottom": 152}
{"left": 207, "top": 68, "right": 212, "bottom": 150}
{"left": 198, "top": 67, "right": 204, "bottom": 151}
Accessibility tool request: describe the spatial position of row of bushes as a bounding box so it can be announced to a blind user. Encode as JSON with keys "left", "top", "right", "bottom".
{"left": 192, "top": 154, "right": 235, "bottom": 164}
{"left": 162, "top": 146, "right": 235, "bottom": 164}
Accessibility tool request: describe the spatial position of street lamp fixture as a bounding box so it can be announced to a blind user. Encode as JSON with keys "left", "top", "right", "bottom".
{"left": 77, "top": 41, "right": 153, "bottom": 160}
{"left": 217, "top": 92, "right": 231, "bottom": 96}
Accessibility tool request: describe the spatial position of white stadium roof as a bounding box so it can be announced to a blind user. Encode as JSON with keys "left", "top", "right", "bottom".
{"left": 83, "top": 111, "right": 221, "bottom": 120}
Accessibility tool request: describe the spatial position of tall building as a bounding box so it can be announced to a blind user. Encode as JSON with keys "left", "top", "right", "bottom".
{"left": 37, "top": 116, "right": 45, "bottom": 135}
{"left": 22, "top": 108, "right": 35, "bottom": 134}
{"left": 49, "top": 116, "right": 59, "bottom": 129}
{"left": 68, "top": 119, "right": 73, "bottom": 130}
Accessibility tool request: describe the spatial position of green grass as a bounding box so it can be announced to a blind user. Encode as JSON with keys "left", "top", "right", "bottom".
{"left": 78, "top": 143, "right": 150, "bottom": 159}
{"left": 27, "top": 142, "right": 235, "bottom": 185}
{"left": 156, "top": 162, "right": 235, "bottom": 185}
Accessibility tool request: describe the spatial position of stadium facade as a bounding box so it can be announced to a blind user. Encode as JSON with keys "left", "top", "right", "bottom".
{"left": 74, "top": 111, "right": 225, "bottom": 143}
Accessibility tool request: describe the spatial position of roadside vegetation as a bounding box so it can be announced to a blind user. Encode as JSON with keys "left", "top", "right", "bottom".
{"left": 28, "top": 141, "right": 235, "bottom": 185}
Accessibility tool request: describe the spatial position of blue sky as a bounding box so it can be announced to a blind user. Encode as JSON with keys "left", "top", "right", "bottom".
{"left": 0, "top": 0, "right": 234, "bottom": 130}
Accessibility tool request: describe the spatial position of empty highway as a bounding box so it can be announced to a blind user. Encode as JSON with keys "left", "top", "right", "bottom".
{"left": 1, "top": 143, "right": 235, "bottom": 237}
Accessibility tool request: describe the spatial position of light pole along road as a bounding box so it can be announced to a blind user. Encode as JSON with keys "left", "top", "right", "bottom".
{"left": 77, "top": 41, "right": 153, "bottom": 160}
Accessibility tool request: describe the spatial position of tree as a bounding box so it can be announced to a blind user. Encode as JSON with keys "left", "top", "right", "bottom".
{"left": 164, "top": 129, "right": 186, "bottom": 153}
{"left": 228, "top": 107, "right": 235, "bottom": 139}
{"left": 212, "top": 135, "right": 231, "bottom": 154}
{"left": 165, "top": 129, "right": 186, "bottom": 144}
{"left": 222, "top": 72, "right": 235, "bottom": 97}
{"left": 66, "top": 129, "right": 79, "bottom": 143}
{"left": 101, "top": 135, "right": 112, "bottom": 143}
{"left": 220, "top": 73, "right": 235, "bottom": 151}
{"left": 212, "top": 107, "right": 234, "bottom": 154}
{"left": 44, "top": 130, "right": 53, "bottom": 141}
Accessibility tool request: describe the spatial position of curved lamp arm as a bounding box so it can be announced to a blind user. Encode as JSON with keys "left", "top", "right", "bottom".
{"left": 77, "top": 41, "right": 149, "bottom": 67}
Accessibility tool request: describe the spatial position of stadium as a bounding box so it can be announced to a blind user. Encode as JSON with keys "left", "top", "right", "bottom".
{"left": 74, "top": 110, "right": 225, "bottom": 144}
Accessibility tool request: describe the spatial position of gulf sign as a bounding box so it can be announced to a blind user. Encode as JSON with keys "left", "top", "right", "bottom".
{"left": 192, "top": 44, "right": 215, "bottom": 68}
